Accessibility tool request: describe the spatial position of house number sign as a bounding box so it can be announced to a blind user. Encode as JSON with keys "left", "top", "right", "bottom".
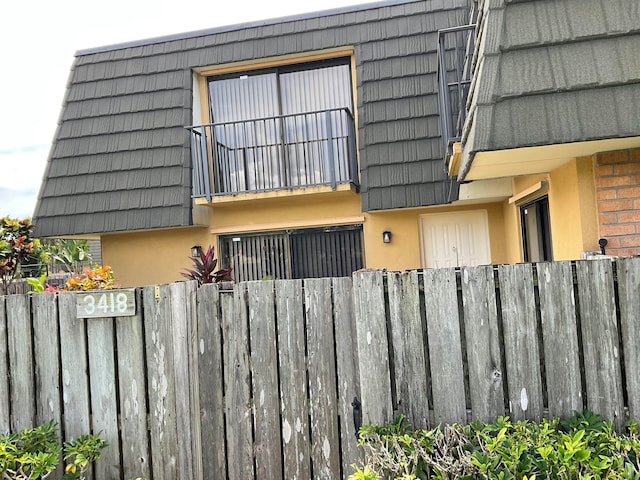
{"left": 76, "top": 289, "right": 136, "bottom": 318}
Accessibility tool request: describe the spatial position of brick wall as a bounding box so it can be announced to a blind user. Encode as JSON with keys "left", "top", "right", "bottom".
{"left": 594, "top": 149, "right": 640, "bottom": 257}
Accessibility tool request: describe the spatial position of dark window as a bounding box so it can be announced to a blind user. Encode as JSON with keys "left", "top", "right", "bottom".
{"left": 520, "top": 196, "right": 552, "bottom": 262}
{"left": 220, "top": 225, "right": 363, "bottom": 282}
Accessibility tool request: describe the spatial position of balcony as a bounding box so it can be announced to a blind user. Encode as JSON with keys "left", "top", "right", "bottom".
{"left": 437, "top": 23, "right": 477, "bottom": 171}
{"left": 188, "top": 107, "right": 358, "bottom": 201}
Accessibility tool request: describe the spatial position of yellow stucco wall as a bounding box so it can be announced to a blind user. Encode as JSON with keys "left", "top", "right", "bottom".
{"left": 501, "top": 158, "right": 599, "bottom": 263}
{"left": 364, "top": 203, "right": 508, "bottom": 271}
{"left": 101, "top": 227, "right": 211, "bottom": 287}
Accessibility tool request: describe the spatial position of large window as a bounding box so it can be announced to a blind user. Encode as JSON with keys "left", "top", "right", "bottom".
{"left": 206, "top": 58, "right": 355, "bottom": 193}
{"left": 219, "top": 225, "right": 363, "bottom": 282}
{"left": 520, "top": 196, "right": 552, "bottom": 262}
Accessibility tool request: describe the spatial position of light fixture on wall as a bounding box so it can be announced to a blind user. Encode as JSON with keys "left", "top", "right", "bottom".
{"left": 191, "top": 245, "right": 203, "bottom": 257}
{"left": 382, "top": 230, "right": 392, "bottom": 244}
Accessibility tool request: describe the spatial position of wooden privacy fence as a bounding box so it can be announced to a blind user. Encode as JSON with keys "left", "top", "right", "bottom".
{"left": 0, "top": 257, "right": 639, "bottom": 480}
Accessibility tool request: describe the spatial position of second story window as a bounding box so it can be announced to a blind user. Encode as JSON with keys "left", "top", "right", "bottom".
{"left": 204, "top": 58, "right": 356, "bottom": 194}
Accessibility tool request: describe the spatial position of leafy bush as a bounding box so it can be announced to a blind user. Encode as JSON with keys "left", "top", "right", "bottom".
{"left": 46, "top": 239, "right": 92, "bottom": 274}
{"left": 182, "top": 245, "right": 232, "bottom": 285}
{"left": 351, "top": 412, "right": 640, "bottom": 480}
{"left": 0, "top": 421, "right": 107, "bottom": 480}
{"left": 65, "top": 265, "right": 118, "bottom": 291}
{"left": 0, "top": 217, "right": 35, "bottom": 295}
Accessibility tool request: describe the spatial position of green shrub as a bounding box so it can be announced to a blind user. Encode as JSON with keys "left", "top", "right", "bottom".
{"left": 0, "top": 421, "right": 107, "bottom": 480}
{"left": 351, "top": 412, "right": 640, "bottom": 480}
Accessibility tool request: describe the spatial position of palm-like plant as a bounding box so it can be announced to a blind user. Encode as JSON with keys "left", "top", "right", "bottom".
{"left": 181, "top": 245, "right": 232, "bottom": 285}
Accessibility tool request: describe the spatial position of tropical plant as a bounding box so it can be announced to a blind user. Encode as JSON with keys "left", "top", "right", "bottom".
{"left": 46, "top": 239, "right": 92, "bottom": 274}
{"left": 64, "top": 265, "right": 118, "bottom": 291}
{"left": 0, "top": 421, "right": 108, "bottom": 480}
{"left": 19, "top": 239, "right": 50, "bottom": 278}
{"left": 181, "top": 245, "right": 232, "bottom": 285}
{"left": 351, "top": 412, "right": 640, "bottom": 480}
{"left": 0, "top": 217, "right": 35, "bottom": 295}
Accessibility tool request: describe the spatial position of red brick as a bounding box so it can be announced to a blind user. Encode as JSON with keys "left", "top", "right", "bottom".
{"left": 597, "top": 189, "right": 617, "bottom": 200}
{"left": 595, "top": 165, "right": 614, "bottom": 176}
{"left": 599, "top": 213, "right": 618, "bottom": 225}
{"left": 600, "top": 224, "right": 637, "bottom": 236}
{"left": 614, "top": 163, "right": 640, "bottom": 175}
{"left": 635, "top": 199, "right": 640, "bottom": 209}
{"left": 598, "top": 199, "right": 634, "bottom": 212}
{"left": 611, "top": 248, "right": 640, "bottom": 257}
{"left": 618, "top": 211, "right": 640, "bottom": 223}
{"left": 631, "top": 148, "right": 640, "bottom": 162}
{"left": 632, "top": 175, "right": 640, "bottom": 184}
{"left": 596, "top": 150, "right": 631, "bottom": 165}
{"left": 620, "top": 235, "right": 640, "bottom": 248}
{"left": 617, "top": 186, "right": 640, "bottom": 199}
{"left": 603, "top": 237, "right": 621, "bottom": 248}
{"left": 596, "top": 176, "right": 631, "bottom": 188}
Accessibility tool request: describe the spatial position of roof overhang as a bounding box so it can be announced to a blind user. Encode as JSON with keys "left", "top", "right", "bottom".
{"left": 463, "top": 136, "right": 640, "bottom": 181}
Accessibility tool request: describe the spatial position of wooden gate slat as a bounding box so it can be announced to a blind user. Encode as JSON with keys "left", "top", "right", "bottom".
{"left": 537, "top": 262, "right": 583, "bottom": 417}
{"left": 223, "top": 283, "right": 254, "bottom": 480}
{"left": 0, "top": 297, "right": 9, "bottom": 432}
{"left": 618, "top": 257, "right": 640, "bottom": 419}
{"left": 353, "top": 271, "right": 392, "bottom": 425}
{"left": 332, "top": 276, "right": 363, "bottom": 474}
{"left": 197, "top": 283, "right": 226, "bottom": 479}
{"left": 305, "top": 278, "right": 341, "bottom": 479}
{"left": 87, "top": 317, "right": 121, "bottom": 480}
{"left": 32, "top": 292, "right": 63, "bottom": 478}
{"left": 461, "top": 266, "right": 505, "bottom": 422}
{"left": 424, "top": 268, "right": 466, "bottom": 425}
{"left": 498, "top": 264, "right": 544, "bottom": 421}
{"left": 170, "top": 282, "right": 195, "bottom": 479}
{"left": 116, "top": 289, "right": 150, "bottom": 480}
{"left": 143, "top": 285, "right": 179, "bottom": 480}
{"left": 576, "top": 260, "right": 625, "bottom": 431}
{"left": 388, "top": 271, "right": 430, "bottom": 428}
{"left": 276, "top": 279, "right": 311, "bottom": 480}
{"left": 7, "top": 295, "right": 35, "bottom": 431}
{"left": 248, "top": 281, "right": 283, "bottom": 479}
{"left": 58, "top": 292, "right": 91, "bottom": 440}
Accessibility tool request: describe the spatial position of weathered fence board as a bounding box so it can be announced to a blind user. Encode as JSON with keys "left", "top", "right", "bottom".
{"left": 388, "top": 271, "right": 430, "bottom": 429}
{"left": 0, "top": 298, "right": 9, "bottom": 432}
{"left": 618, "top": 257, "right": 640, "bottom": 419}
{"left": 87, "top": 317, "right": 121, "bottom": 480}
{"left": 276, "top": 280, "right": 312, "bottom": 480}
{"left": 461, "top": 266, "right": 505, "bottom": 423}
{"left": 143, "top": 285, "right": 179, "bottom": 480}
{"left": 223, "top": 283, "right": 254, "bottom": 480}
{"left": 58, "top": 292, "right": 91, "bottom": 440}
{"left": 498, "top": 264, "right": 544, "bottom": 421}
{"left": 248, "top": 281, "right": 283, "bottom": 480}
{"left": 537, "top": 262, "right": 583, "bottom": 417}
{"left": 332, "top": 276, "right": 364, "bottom": 474}
{"left": 115, "top": 289, "right": 151, "bottom": 480}
{"left": 7, "top": 295, "right": 35, "bottom": 431}
{"left": 197, "top": 283, "right": 226, "bottom": 480}
{"left": 170, "top": 282, "right": 196, "bottom": 480}
{"left": 424, "top": 268, "right": 466, "bottom": 425}
{"left": 305, "top": 278, "right": 341, "bottom": 479}
{"left": 354, "top": 271, "right": 393, "bottom": 425}
{"left": 576, "top": 260, "right": 625, "bottom": 431}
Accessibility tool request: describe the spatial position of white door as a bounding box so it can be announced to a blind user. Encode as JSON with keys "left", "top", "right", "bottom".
{"left": 419, "top": 210, "right": 491, "bottom": 268}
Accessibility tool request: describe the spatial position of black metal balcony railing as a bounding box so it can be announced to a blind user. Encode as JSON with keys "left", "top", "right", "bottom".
{"left": 437, "top": 24, "right": 477, "bottom": 162}
{"left": 188, "top": 107, "right": 358, "bottom": 201}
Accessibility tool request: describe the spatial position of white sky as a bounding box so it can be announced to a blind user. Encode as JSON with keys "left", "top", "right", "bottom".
{"left": 0, "top": 0, "right": 374, "bottom": 219}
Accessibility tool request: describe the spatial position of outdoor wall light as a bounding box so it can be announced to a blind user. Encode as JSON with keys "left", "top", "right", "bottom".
{"left": 191, "top": 245, "right": 203, "bottom": 257}
{"left": 382, "top": 230, "right": 392, "bottom": 244}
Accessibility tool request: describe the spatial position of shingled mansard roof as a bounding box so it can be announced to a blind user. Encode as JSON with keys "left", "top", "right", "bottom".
{"left": 33, "top": 0, "right": 470, "bottom": 237}
{"left": 459, "top": 0, "right": 640, "bottom": 180}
